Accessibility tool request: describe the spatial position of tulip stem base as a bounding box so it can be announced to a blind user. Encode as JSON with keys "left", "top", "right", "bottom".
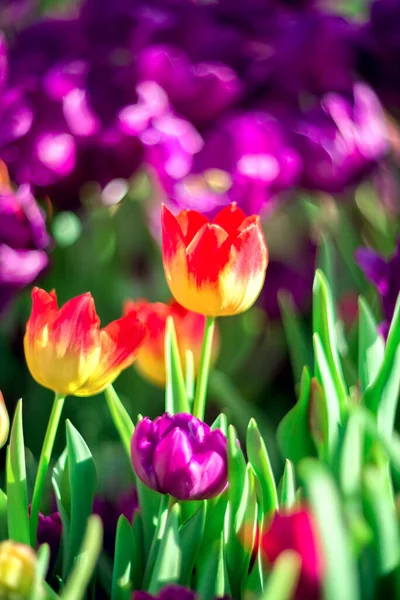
{"left": 193, "top": 316, "right": 215, "bottom": 421}
{"left": 30, "top": 392, "right": 65, "bottom": 547}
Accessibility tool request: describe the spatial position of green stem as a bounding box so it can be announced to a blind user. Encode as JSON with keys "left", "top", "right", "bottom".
{"left": 193, "top": 316, "right": 215, "bottom": 421}
{"left": 30, "top": 393, "right": 65, "bottom": 547}
{"left": 104, "top": 385, "right": 134, "bottom": 461}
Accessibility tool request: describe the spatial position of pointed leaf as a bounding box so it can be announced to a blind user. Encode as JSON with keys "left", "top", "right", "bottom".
{"left": 358, "top": 297, "right": 385, "bottom": 393}
{"left": 30, "top": 543, "right": 50, "bottom": 600}
{"left": 6, "top": 400, "right": 29, "bottom": 544}
{"left": 112, "top": 516, "right": 134, "bottom": 600}
{"left": 279, "top": 460, "right": 296, "bottom": 509}
{"left": 104, "top": 385, "right": 134, "bottom": 460}
{"left": 247, "top": 419, "right": 278, "bottom": 517}
{"left": 211, "top": 413, "right": 228, "bottom": 436}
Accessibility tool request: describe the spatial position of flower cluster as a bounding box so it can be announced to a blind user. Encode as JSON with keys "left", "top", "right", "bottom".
{"left": 0, "top": 0, "right": 390, "bottom": 214}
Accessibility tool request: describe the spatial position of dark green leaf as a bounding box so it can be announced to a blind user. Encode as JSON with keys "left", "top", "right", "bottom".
{"left": 279, "top": 291, "right": 313, "bottom": 385}
{"left": 179, "top": 502, "right": 206, "bottom": 586}
{"left": 6, "top": 400, "right": 29, "bottom": 544}
{"left": 52, "top": 448, "right": 70, "bottom": 576}
{"left": 131, "top": 511, "right": 144, "bottom": 591}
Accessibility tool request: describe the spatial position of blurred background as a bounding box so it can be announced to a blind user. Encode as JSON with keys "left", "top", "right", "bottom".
{"left": 0, "top": 0, "right": 399, "bottom": 498}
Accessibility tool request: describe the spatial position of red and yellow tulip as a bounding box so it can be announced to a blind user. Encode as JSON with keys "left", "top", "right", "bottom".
{"left": 24, "top": 287, "right": 147, "bottom": 396}
{"left": 161, "top": 203, "right": 268, "bottom": 317}
{"left": 124, "top": 299, "right": 220, "bottom": 386}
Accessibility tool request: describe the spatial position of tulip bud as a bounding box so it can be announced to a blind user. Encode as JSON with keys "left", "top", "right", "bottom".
{"left": 0, "top": 392, "right": 10, "bottom": 450}
{"left": 123, "top": 299, "right": 220, "bottom": 387}
{"left": 131, "top": 413, "right": 228, "bottom": 501}
{"left": 0, "top": 541, "right": 36, "bottom": 599}
{"left": 161, "top": 203, "right": 268, "bottom": 317}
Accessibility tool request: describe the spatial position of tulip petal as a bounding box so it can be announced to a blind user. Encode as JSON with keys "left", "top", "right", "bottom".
{"left": 131, "top": 418, "right": 160, "bottom": 491}
{"left": 176, "top": 209, "right": 209, "bottom": 244}
{"left": 153, "top": 428, "right": 195, "bottom": 498}
{"left": 75, "top": 312, "right": 147, "bottom": 396}
{"left": 187, "top": 450, "right": 227, "bottom": 499}
{"left": 212, "top": 203, "right": 246, "bottom": 235}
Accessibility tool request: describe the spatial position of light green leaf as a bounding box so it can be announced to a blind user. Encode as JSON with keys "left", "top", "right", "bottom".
{"left": 247, "top": 419, "right": 278, "bottom": 518}
{"left": 358, "top": 297, "right": 385, "bottom": 393}
{"left": 30, "top": 543, "right": 50, "bottom": 600}
{"left": 197, "top": 534, "right": 227, "bottom": 600}
{"left": 262, "top": 550, "right": 301, "bottom": 600}
{"left": 148, "top": 504, "right": 181, "bottom": 594}
{"left": 104, "top": 385, "right": 134, "bottom": 460}
{"left": 211, "top": 413, "right": 228, "bottom": 436}
{"left": 111, "top": 516, "right": 134, "bottom": 600}
{"left": 6, "top": 400, "right": 29, "bottom": 544}
{"left": 299, "top": 459, "right": 360, "bottom": 600}
{"left": 279, "top": 460, "right": 296, "bottom": 509}
{"left": 165, "top": 317, "right": 190, "bottom": 414}
{"left": 0, "top": 490, "right": 8, "bottom": 541}
{"left": 61, "top": 516, "right": 103, "bottom": 600}
{"left": 179, "top": 502, "right": 206, "bottom": 586}
{"left": 52, "top": 448, "right": 70, "bottom": 576}
{"left": 65, "top": 421, "right": 97, "bottom": 577}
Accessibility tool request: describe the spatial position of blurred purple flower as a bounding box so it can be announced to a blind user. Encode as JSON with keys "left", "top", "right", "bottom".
{"left": 354, "top": 0, "right": 400, "bottom": 114}
{"left": 37, "top": 511, "right": 62, "bottom": 569}
{"left": 131, "top": 413, "right": 228, "bottom": 501}
{"left": 0, "top": 176, "right": 49, "bottom": 315}
{"left": 94, "top": 487, "right": 138, "bottom": 555}
{"left": 261, "top": 509, "right": 322, "bottom": 600}
{"left": 356, "top": 239, "right": 400, "bottom": 338}
{"left": 146, "top": 111, "right": 301, "bottom": 216}
{"left": 293, "top": 84, "right": 389, "bottom": 194}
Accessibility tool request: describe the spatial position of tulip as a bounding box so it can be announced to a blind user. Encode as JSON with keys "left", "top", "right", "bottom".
{"left": 131, "top": 413, "right": 227, "bottom": 501}
{"left": 123, "top": 299, "right": 220, "bottom": 387}
{"left": 161, "top": 203, "right": 268, "bottom": 318}
{"left": 24, "top": 287, "right": 147, "bottom": 396}
{"left": 0, "top": 392, "right": 10, "bottom": 449}
{"left": 261, "top": 509, "right": 322, "bottom": 600}
{"left": 134, "top": 586, "right": 231, "bottom": 599}
{"left": 0, "top": 541, "right": 36, "bottom": 599}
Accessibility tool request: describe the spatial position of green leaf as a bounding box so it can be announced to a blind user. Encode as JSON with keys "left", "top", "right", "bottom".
{"left": 111, "top": 516, "right": 134, "bottom": 600}
{"left": 185, "top": 349, "right": 195, "bottom": 410}
{"left": 165, "top": 317, "right": 190, "bottom": 414}
{"left": 340, "top": 415, "right": 363, "bottom": 500}
{"left": 245, "top": 548, "right": 264, "bottom": 597}
{"left": 363, "top": 295, "right": 400, "bottom": 438}
{"left": 6, "top": 400, "right": 29, "bottom": 544}
{"left": 197, "top": 534, "right": 227, "bottom": 600}
{"left": 313, "top": 334, "right": 341, "bottom": 461}
{"left": 247, "top": 419, "right": 278, "bottom": 518}
{"left": 131, "top": 511, "right": 144, "bottom": 591}
{"left": 136, "top": 481, "right": 163, "bottom": 561}
{"left": 0, "top": 490, "right": 8, "bottom": 541}
{"left": 277, "top": 368, "right": 316, "bottom": 465}
{"left": 279, "top": 291, "right": 313, "bottom": 385}
{"left": 30, "top": 543, "right": 50, "bottom": 600}
{"left": 313, "top": 270, "right": 348, "bottom": 415}
{"left": 148, "top": 504, "right": 181, "bottom": 594}
{"left": 262, "top": 550, "right": 301, "bottom": 600}
{"left": 52, "top": 448, "right": 70, "bottom": 575}
{"left": 227, "top": 425, "right": 246, "bottom": 522}
{"left": 179, "top": 502, "right": 206, "bottom": 586}
{"left": 299, "top": 459, "right": 360, "bottom": 600}
{"left": 362, "top": 465, "right": 400, "bottom": 576}
{"left": 65, "top": 421, "right": 97, "bottom": 577}
{"left": 104, "top": 385, "right": 134, "bottom": 460}
{"left": 197, "top": 492, "right": 228, "bottom": 576}
{"left": 211, "top": 413, "right": 228, "bottom": 436}
{"left": 358, "top": 297, "right": 385, "bottom": 393}
{"left": 61, "top": 516, "right": 103, "bottom": 600}
{"left": 142, "top": 495, "right": 169, "bottom": 589}
{"left": 279, "top": 459, "right": 296, "bottom": 509}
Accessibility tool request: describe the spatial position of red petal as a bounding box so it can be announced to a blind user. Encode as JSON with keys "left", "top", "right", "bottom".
{"left": 212, "top": 203, "right": 247, "bottom": 235}
{"left": 176, "top": 209, "right": 209, "bottom": 245}
{"left": 27, "top": 287, "right": 58, "bottom": 342}
{"left": 186, "top": 223, "right": 229, "bottom": 286}
{"left": 161, "top": 204, "right": 186, "bottom": 261}
{"left": 51, "top": 293, "right": 100, "bottom": 355}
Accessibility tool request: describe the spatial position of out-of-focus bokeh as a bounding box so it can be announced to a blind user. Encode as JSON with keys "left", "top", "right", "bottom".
{"left": 0, "top": 0, "right": 399, "bottom": 493}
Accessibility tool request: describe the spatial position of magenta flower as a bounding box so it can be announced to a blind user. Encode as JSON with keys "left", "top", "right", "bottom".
{"left": 261, "top": 509, "right": 322, "bottom": 600}
{"left": 134, "top": 586, "right": 231, "bottom": 599}
{"left": 0, "top": 178, "right": 49, "bottom": 315}
{"left": 293, "top": 83, "right": 388, "bottom": 194}
{"left": 356, "top": 239, "right": 400, "bottom": 338}
{"left": 131, "top": 413, "right": 227, "bottom": 501}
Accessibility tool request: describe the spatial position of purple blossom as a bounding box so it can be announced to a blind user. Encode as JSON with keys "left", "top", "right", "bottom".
{"left": 37, "top": 512, "right": 62, "bottom": 567}
{"left": 131, "top": 413, "right": 228, "bottom": 501}
{"left": 94, "top": 487, "right": 138, "bottom": 555}
{"left": 0, "top": 176, "right": 49, "bottom": 314}
{"left": 134, "top": 586, "right": 231, "bottom": 599}
{"left": 292, "top": 84, "right": 389, "bottom": 194}
{"left": 356, "top": 239, "right": 400, "bottom": 338}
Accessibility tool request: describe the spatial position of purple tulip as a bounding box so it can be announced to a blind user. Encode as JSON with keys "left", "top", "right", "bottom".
{"left": 0, "top": 179, "right": 49, "bottom": 314}
{"left": 293, "top": 83, "right": 389, "bottom": 194}
{"left": 355, "top": 239, "right": 400, "bottom": 338}
{"left": 131, "top": 413, "right": 228, "bottom": 501}
{"left": 37, "top": 512, "right": 62, "bottom": 566}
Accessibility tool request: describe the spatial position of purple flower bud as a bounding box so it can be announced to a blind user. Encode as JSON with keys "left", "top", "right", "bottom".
{"left": 355, "top": 239, "right": 400, "bottom": 338}
{"left": 37, "top": 512, "right": 62, "bottom": 563}
{"left": 293, "top": 84, "right": 389, "bottom": 194}
{"left": 134, "top": 585, "right": 231, "bottom": 599}
{"left": 131, "top": 413, "right": 228, "bottom": 501}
